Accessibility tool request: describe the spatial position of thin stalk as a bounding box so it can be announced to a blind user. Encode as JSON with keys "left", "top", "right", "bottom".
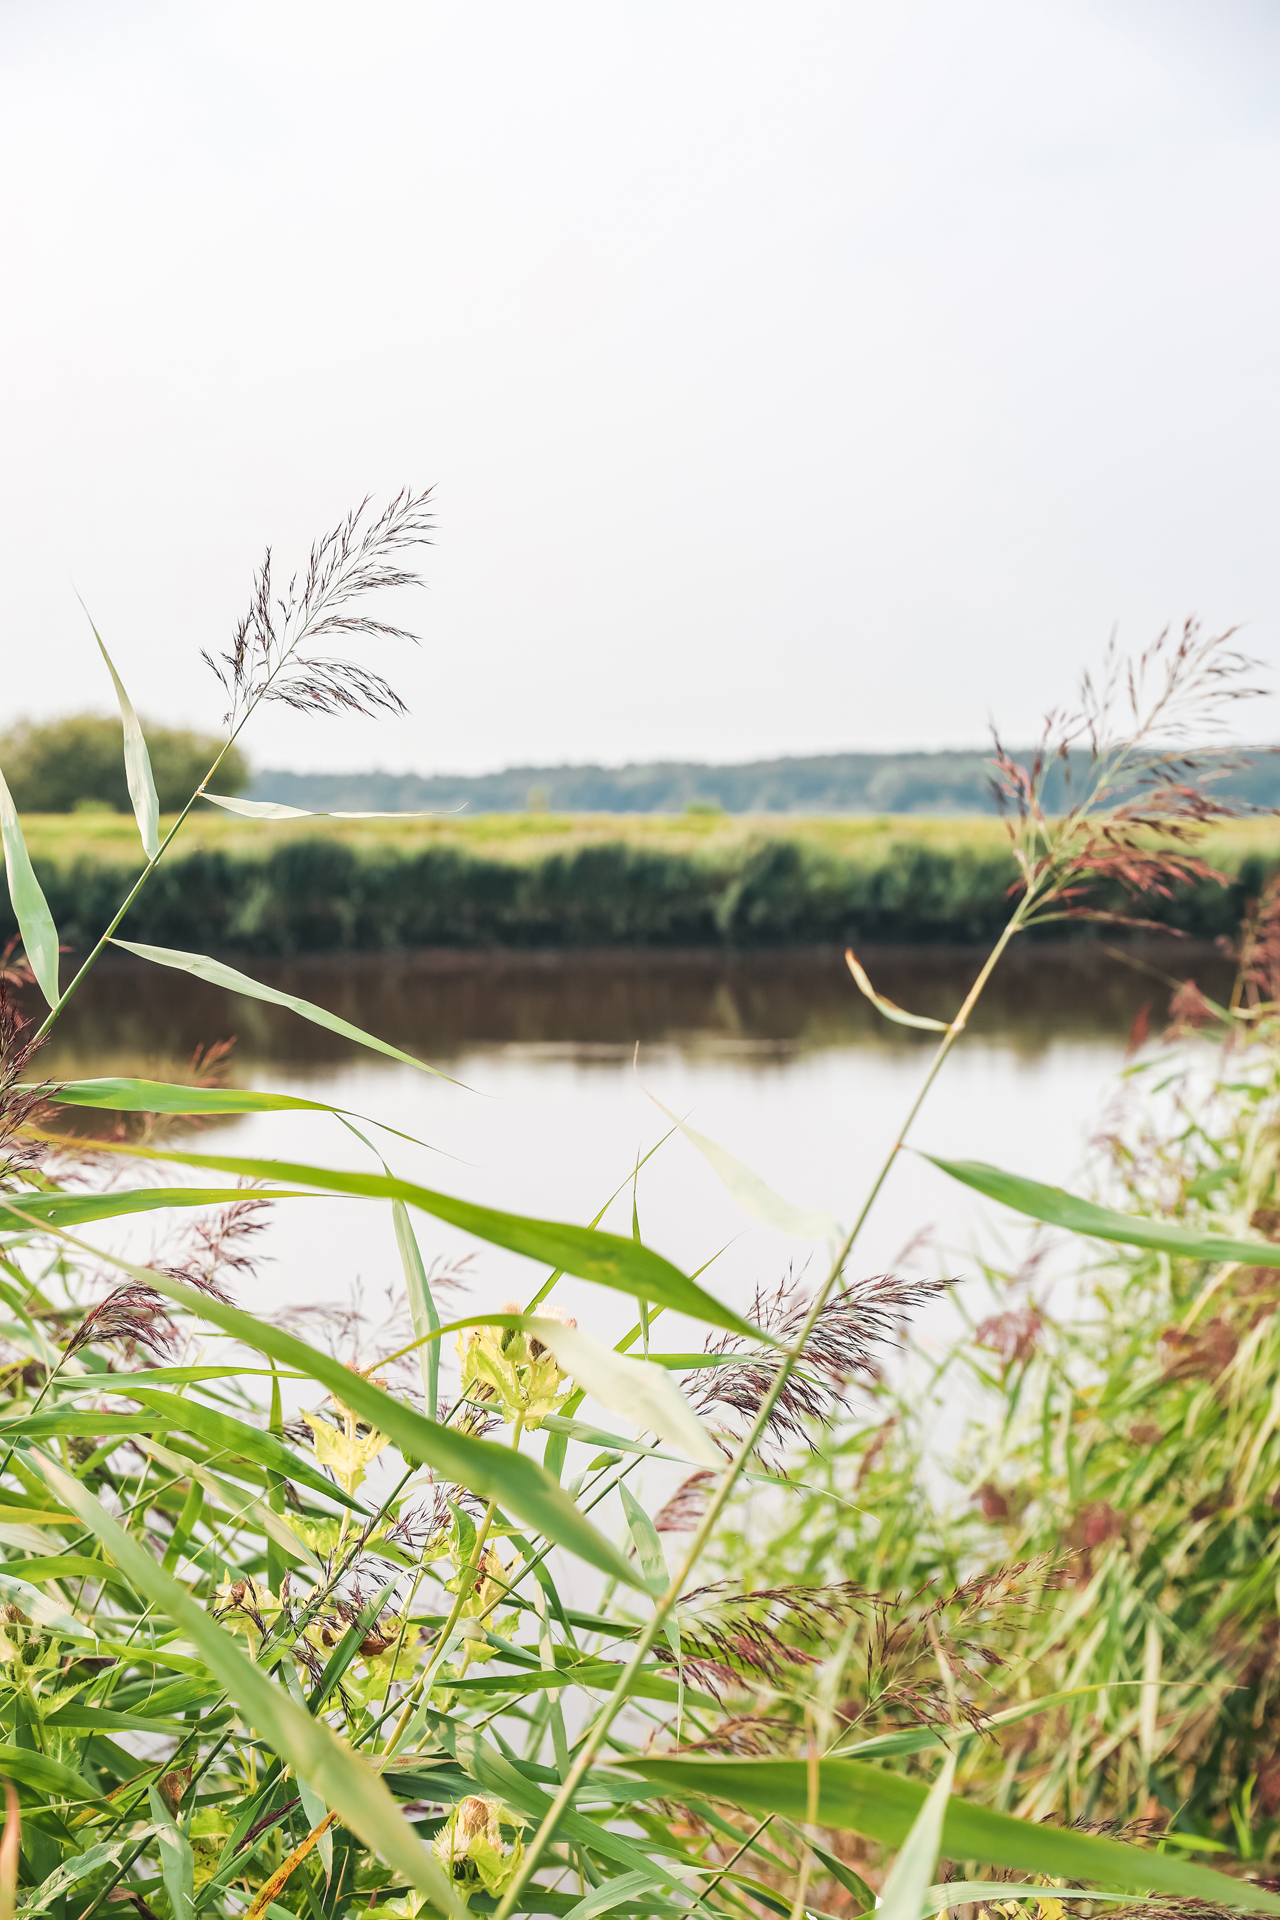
{"left": 491, "top": 904, "right": 1030, "bottom": 1919}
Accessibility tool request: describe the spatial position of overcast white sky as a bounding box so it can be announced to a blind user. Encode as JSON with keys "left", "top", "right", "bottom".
{"left": 3, "top": 1, "right": 1278, "bottom": 774}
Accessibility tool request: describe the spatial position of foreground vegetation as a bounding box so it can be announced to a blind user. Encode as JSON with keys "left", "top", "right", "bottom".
{"left": 1, "top": 499, "right": 1280, "bottom": 1916}
{"left": 8, "top": 812, "right": 1280, "bottom": 954}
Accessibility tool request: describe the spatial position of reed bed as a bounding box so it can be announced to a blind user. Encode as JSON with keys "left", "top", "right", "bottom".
{"left": 0, "top": 497, "right": 1276, "bottom": 1919}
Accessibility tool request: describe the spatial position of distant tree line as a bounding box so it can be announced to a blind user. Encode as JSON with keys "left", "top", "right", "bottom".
{"left": 249, "top": 747, "right": 1280, "bottom": 816}
{"left": 2, "top": 715, "right": 249, "bottom": 812}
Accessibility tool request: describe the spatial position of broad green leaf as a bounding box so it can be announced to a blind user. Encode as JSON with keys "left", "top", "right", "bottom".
{"left": 0, "top": 764, "right": 60, "bottom": 1008}
{"left": 26, "top": 1449, "right": 469, "bottom": 1919}
{"left": 73, "top": 1139, "right": 766, "bottom": 1340}
{"left": 609, "top": 1756, "right": 1280, "bottom": 1908}
{"left": 529, "top": 1318, "right": 725, "bottom": 1468}
{"left": 15, "top": 1835, "right": 140, "bottom": 1916}
{"left": 111, "top": 940, "right": 454, "bottom": 1080}
{"left": 92, "top": 625, "right": 160, "bottom": 860}
{"left": 647, "top": 1094, "right": 841, "bottom": 1246}
{"left": 925, "top": 1155, "right": 1280, "bottom": 1268}
{"left": 394, "top": 1200, "right": 440, "bottom": 1418}
{"left": 0, "top": 1741, "right": 98, "bottom": 1802}
{"left": 878, "top": 1752, "right": 955, "bottom": 1920}
{"left": 49, "top": 1078, "right": 339, "bottom": 1116}
{"left": 560, "top": 1869, "right": 692, "bottom": 1920}
{"left": 23, "top": 1240, "right": 647, "bottom": 1592}
{"left": 148, "top": 1783, "right": 195, "bottom": 1920}
{"left": 845, "top": 947, "right": 948, "bottom": 1030}
{"left": 201, "top": 793, "right": 442, "bottom": 820}
{"left": 0, "top": 1187, "right": 308, "bottom": 1233}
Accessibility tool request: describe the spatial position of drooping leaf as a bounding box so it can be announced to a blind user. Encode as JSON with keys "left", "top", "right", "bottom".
{"left": 925, "top": 1155, "right": 1280, "bottom": 1268}
{"left": 845, "top": 947, "right": 948, "bottom": 1031}
{"left": 111, "top": 940, "right": 454, "bottom": 1080}
{"left": 608, "top": 1756, "right": 1280, "bottom": 1908}
{"left": 92, "top": 625, "right": 160, "bottom": 860}
{"left": 529, "top": 1318, "right": 725, "bottom": 1469}
{"left": 645, "top": 1094, "right": 842, "bottom": 1246}
{"left": 394, "top": 1200, "right": 440, "bottom": 1418}
{"left": 48, "top": 1078, "right": 339, "bottom": 1116}
{"left": 0, "top": 765, "right": 60, "bottom": 1009}
{"left": 25, "top": 1449, "right": 469, "bottom": 1919}
{"left": 58, "top": 1137, "right": 766, "bottom": 1340}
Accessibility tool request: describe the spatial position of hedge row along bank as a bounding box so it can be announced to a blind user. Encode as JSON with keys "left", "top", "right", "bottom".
{"left": 6, "top": 818, "right": 1280, "bottom": 955}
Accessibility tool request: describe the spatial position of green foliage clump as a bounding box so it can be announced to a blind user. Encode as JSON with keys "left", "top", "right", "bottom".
{"left": 0, "top": 712, "right": 249, "bottom": 812}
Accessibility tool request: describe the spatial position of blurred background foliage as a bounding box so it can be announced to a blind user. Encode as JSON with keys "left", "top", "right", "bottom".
{"left": 0, "top": 713, "right": 249, "bottom": 813}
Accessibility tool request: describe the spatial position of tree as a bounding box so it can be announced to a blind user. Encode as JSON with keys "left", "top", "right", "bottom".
{"left": 0, "top": 713, "right": 249, "bottom": 813}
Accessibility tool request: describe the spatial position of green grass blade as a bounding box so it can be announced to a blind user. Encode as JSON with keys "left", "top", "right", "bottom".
{"left": 26, "top": 1448, "right": 470, "bottom": 1919}
{"left": 76, "top": 1140, "right": 766, "bottom": 1339}
{"left": 0, "top": 764, "right": 60, "bottom": 1008}
{"left": 13, "top": 1835, "right": 138, "bottom": 1914}
{"left": 111, "top": 940, "right": 456, "bottom": 1080}
{"left": 619, "top": 1482, "right": 666, "bottom": 1595}
{"left": 608, "top": 1757, "right": 1280, "bottom": 1908}
{"left": 394, "top": 1200, "right": 440, "bottom": 1418}
{"left": 48, "top": 1078, "right": 340, "bottom": 1115}
{"left": 0, "top": 1187, "right": 310, "bottom": 1232}
{"left": 925, "top": 1155, "right": 1280, "bottom": 1267}
{"left": 877, "top": 1753, "right": 955, "bottom": 1920}
{"left": 92, "top": 626, "right": 160, "bottom": 860}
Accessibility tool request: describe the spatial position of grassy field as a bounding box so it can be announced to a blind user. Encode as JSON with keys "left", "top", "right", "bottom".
{"left": 11, "top": 810, "right": 1280, "bottom": 956}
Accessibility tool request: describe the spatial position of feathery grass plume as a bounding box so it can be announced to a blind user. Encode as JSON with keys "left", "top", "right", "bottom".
{"left": 204, "top": 489, "right": 434, "bottom": 727}
{"left": 685, "top": 1270, "right": 950, "bottom": 1469}
{"left": 990, "top": 619, "right": 1271, "bottom": 935}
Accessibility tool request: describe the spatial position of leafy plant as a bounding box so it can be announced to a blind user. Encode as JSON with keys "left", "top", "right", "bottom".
{"left": 0, "top": 506, "right": 1272, "bottom": 1919}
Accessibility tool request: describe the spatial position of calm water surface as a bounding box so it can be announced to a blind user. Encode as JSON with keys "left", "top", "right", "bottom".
{"left": 31, "top": 941, "right": 1225, "bottom": 1356}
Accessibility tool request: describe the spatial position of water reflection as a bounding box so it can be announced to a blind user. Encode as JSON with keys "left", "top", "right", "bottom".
{"left": 27, "top": 938, "right": 1228, "bottom": 1077}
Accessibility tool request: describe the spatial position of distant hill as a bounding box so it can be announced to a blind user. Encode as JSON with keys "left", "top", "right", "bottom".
{"left": 249, "top": 747, "right": 1280, "bottom": 816}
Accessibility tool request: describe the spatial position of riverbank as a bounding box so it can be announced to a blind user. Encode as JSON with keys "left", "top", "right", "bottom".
{"left": 10, "top": 812, "right": 1280, "bottom": 956}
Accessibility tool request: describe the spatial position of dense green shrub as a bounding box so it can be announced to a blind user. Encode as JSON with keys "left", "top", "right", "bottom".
{"left": 1, "top": 832, "right": 1266, "bottom": 958}
{"left": 0, "top": 712, "right": 249, "bottom": 812}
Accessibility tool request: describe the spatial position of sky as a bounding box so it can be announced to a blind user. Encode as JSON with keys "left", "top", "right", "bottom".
{"left": 2, "top": 0, "right": 1279, "bottom": 775}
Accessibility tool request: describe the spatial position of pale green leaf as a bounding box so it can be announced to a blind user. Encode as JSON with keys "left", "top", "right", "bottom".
{"left": 0, "top": 764, "right": 60, "bottom": 1008}
{"left": 93, "top": 626, "right": 160, "bottom": 859}
{"left": 530, "top": 1318, "right": 725, "bottom": 1469}
{"left": 878, "top": 1752, "right": 955, "bottom": 1920}
{"left": 395, "top": 1200, "right": 440, "bottom": 1418}
{"left": 646, "top": 1094, "right": 841, "bottom": 1246}
{"left": 148, "top": 1784, "right": 195, "bottom": 1920}
{"left": 201, "top": 793, "right": 444, "bottom": 820}
{"left": 15, "top": 1835, "right": 141, "bottom": 1916}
